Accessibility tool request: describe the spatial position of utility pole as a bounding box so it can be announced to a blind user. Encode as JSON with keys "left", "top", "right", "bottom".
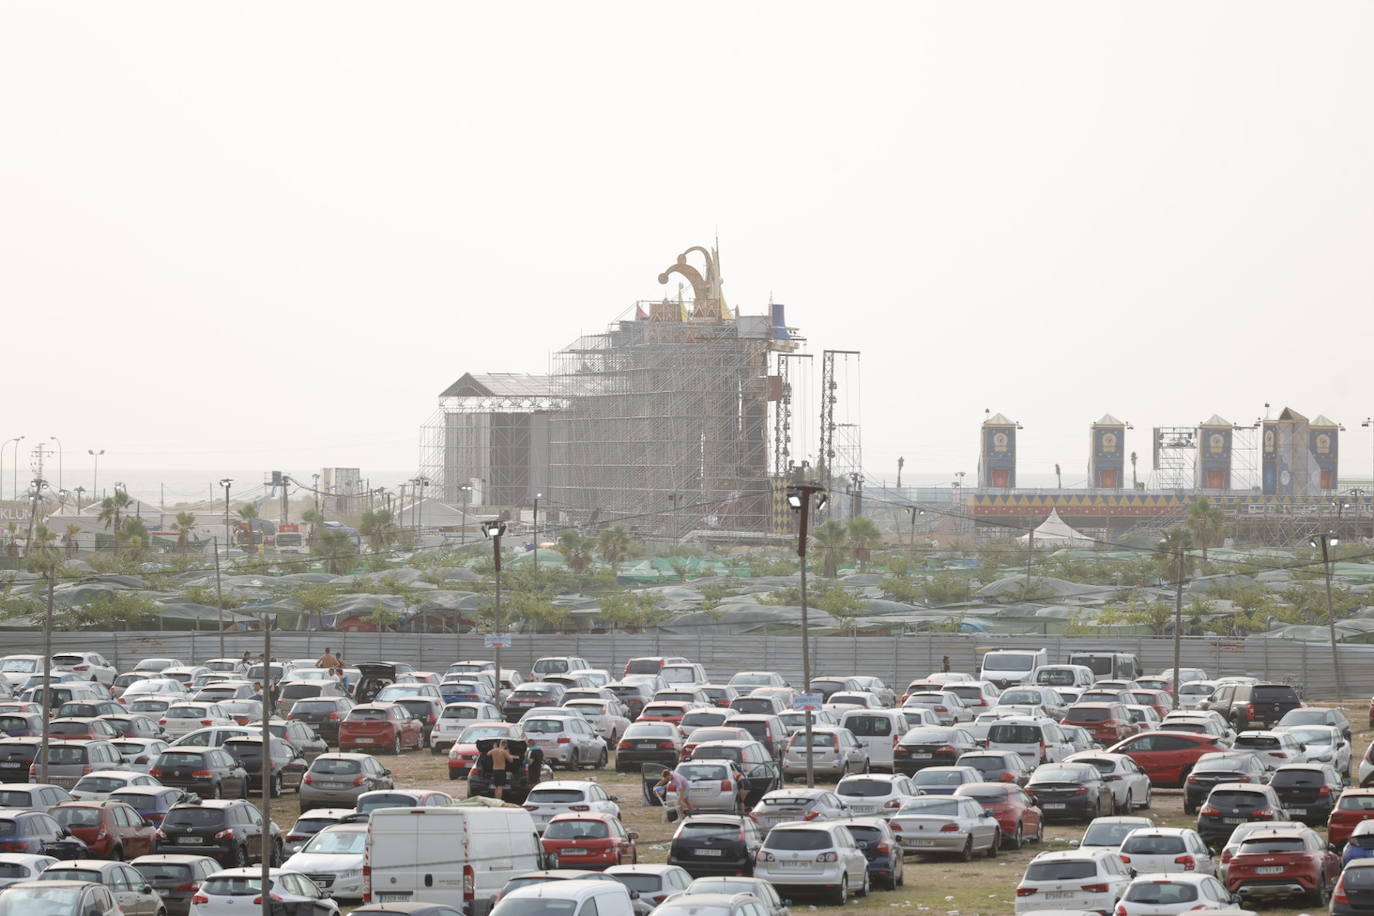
{"left": 219, "top": 479, "right": 233, "bottom": 554}
{"left": 1170, "top": 545, "right": 1185, "bottom": 704}
{"left": 214, "top": 538, "right": 225, "bottom": 659}
{"left": 1311, "top": 533, "right": 1346, "bottom": 701}
{"left": 260, "top": 608, "right": 272, "bottom": 916}
{"left": 482, "top": 521, "right": 507, "bottom": 707}
{"left": 787, "top": 482, "right": 828, "bottom": 788}
{"left": 533, "top": 493, "right": 541, "bottom": 572}
{"left": 87, "top": 447, "right": 103, "bottom": 500}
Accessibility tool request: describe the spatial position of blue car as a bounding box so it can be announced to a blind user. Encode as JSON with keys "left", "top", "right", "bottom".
{"left": 1345, "top": 821, "right": 1374, "bottom": 864}
{"left": 838, "top": 817, "right": 904, "bottom": 890}
{"left": 0, "top": 713, "right": 43, "bottom": 737}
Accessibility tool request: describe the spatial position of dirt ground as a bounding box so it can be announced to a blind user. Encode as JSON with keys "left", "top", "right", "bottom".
{"left": 265, "top": 700, "right": 1373, "bottom": 916}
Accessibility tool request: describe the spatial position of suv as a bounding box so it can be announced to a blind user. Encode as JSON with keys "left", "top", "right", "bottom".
{"left": 1196, "top": 782, "right": 1288, "bottom": 847}
{"left": 1202, "top": 682, "right": 1302, "bottom": 731}
{"left": 297, "top": 753, "right": 393, "bottom": 814}
{"left": 531, "top": 657, "right": 591, "bottom": 682}
{"left": 1269, "top": 763, "right": 1344, "bottom": 826}
{"left": 157, "top": 798, "right": 283, "bottom": 866}
{"left": 284, "top": 696, "right": 354, "bottom": 747}
{"left": 1224, "top": 825, "right": 1338, "bottom": 907}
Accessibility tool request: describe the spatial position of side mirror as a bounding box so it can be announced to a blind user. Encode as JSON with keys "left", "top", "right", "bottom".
{"left": 628, "top": 831, "right": 639, "bottom": 839}
{"left": 142, "top": 886, "right": 153, "bottom": 895}
{"left": 609, "top": 795, "right": 620, "bottom": 802}
{"left": 1128, "top": 868, "right": 1137, "bottom": 878}
{"left": 382, "top": 769, "right": 392, "bottom": 776}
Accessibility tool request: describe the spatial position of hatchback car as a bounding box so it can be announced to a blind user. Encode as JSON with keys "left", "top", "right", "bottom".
{"left": 37, "top": 860, "right": 163, "bottom": 916}
{"left": 281, "top": 822, "right": 368, "bottom": 900}
{"left": 835, "top": 817, "right": 903, "bottom": 890}
{"left": 149, "top": 747, "right": 248, "bottom": 800}
{"left": 888, "top": 795, "right": 1000, "bottom": 860}
{"left": 129, "top": 854, "right": 220, "bottom": 916}
{"left": 107, "top": 787, "right": 188, "bottom": 828}
{"left": 0, "top": 809, "right": 88, "bottom": 858}
{"left": 781, "top": 727, "right": 868, "bottom": 778}
{"left": 1114, "top": 872, "right": 1239, "bottom": 914}
{"left": 893, "top": 727, "right": 980, "bottom": 775}
{"left": 1328, "top": 787, "right": 1374, "bottom": 846}
{"left": 0, "top": 852, "right": 58, "bottom": 889}
{"left": 32, "top": 741, "right": 126, "bottom": 790}
{"left": 748, "top": 789, "right": 850, "bottom": 832}
{"left": 70, "top": 770, "right": 161, "bottom": 802}
{"left": 159, "top": 704, "right": 234, "bottom": 740}
{"left": 1117, "top": 827, "right": 1214, "bottom": 876}
{"left": 953, "top": 782, "right": 1044, "bottom": 849}
{"left": 1078, "top": 814, "right": 1155, "bottom": 852}
{"left": 521, "top": 781, "right": 621, "bottom": 832}
{"left": 665, "top": 815, "right": 763, "bottom": 878}
{"left": 283, "top": 697, "right": 355, "bottom": 748}
{"left": 156, "top": 798, "right": 282, "bottom": 867}
{"left": 752, "top": 821, "right": 870, "bottom": 905}
{"left": 298, "top": 754, "right": 393, "bottom": 814}
{"left": 834, "top": 773, "right": 917, "bottom": 819}
{"left": 101, "top": 715, "right": 165, "bottom": 741}
{"left": 0, "top": 782, "right": 72, "bottom": 812}
{"left": 168, "top": 727, "right": 256, "bottom": 750}
{"left": 503, "top": 683, "right": 568, "bottom": 722}
{"left": 1064, "top": 751, "right": 1153, "bottom": 812}
{"left": 188, "top": 866, "right": 339, "bottom": 916}
{"left": 615, "top": 722, "right": 686, "bottom": 771}
{"left": 1013, "top": 848, "right": 1132, "bottom": 915}
{"left": 1196, "top": 782, "right": 1288, "bottom": 846}
{"left": 541, "top": 813, "right": 638, "bottom": 870}
{"left": 954, "top": 750, "right": 1032, "bottom": 786}
{"left": 55, "top": 702, "right": 124, "bottom": 720}
{"left": 1107, "top": 731, "right": 1225, "bottom": 786}
{"left": 220, "top": 736, "right": 308, "bottom": 797}
{"left": 50, "top": 801, "right": 157, "bottom": 859}
{"left": 336, "top": 704, "right": 422, "bottom": 755}
{"left": 430, "top": 703, "right": 502, "bottom": 753}
{"left": 47, "top": 718, "right": 122, "bottom": 742}
{"left": 911, "top": 765, "right": 982, "bottom": 797}
{"left": 666, "top": 760, "right": 748, "bottom": 814}
{"left": 1062, "top": 702, "right": 1138, "bottom": 746}
{"left": 445, "top": 722, "right": 522, "bottom": 779}
{"left": 1223, "top": 826, "right": 1338, "bottom": 907}
{"left": 1268, "top": 762, "right": 1343, "bottom": 826}
{"left": 1180, "top": 750, "right": 1270, "bottom": 814}
{"left": 522, "top": 715, "right": 606, "bottom": 769}
{"left": 1232, "top": 729, "right": 1306, "bottom": 769}
{"left": 1026, "top": 762, "right": 1114, "bottom": 822}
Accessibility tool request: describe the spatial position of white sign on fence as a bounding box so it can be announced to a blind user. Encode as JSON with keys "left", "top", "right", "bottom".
{"left": 484, "top": 633, "right": 513, "bottom": 648}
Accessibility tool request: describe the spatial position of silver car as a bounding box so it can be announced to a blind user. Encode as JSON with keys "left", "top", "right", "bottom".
{"left": 889, "top": 795, "right": 1001, "bottom": 859}
{"left": 749, "top": 788, "right": 851, "bottom": 832}
{"left": 834, "top": 773, "right": 918, "bottom": 818}
{"left": 902, "top": 692, "right": 972, "bottom": 725}
{"left": 522, "top": 716, "right": 606, "bottom": 769}
{"left": 669, "top": 759, "right": 748, "bottom": 813}
{"left": 781, "top": 727, "right": 869, "bottom": 778}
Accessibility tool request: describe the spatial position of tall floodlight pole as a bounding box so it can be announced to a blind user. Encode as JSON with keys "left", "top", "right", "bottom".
{"left": 1310, "top": 533, "right": 1346, "bottom": 701}
{"left": 787, "top": 483, "right": 828, "bottom": 789}
{"left": 533, "top": 493, "right": 542, "bottom": 572}
{"left": 483, "top": 520, "right": 507, "bottom": 707}
{"left": 6, "top": 436, "right": 27, "bottom": 501}
{"left": 87, "top": 447, "right": 102, "bottom": 499}
{"left": 460, "top": 484, "right": 473, "bottom": 545}
{"left": 219, "top": 479, "right": 233, "bottom": 555}
{"left": 260, "top": 607, "right": 272, "bottom": 916}
{"left": 48, "top": 437, "right": 63, "bottom": 492}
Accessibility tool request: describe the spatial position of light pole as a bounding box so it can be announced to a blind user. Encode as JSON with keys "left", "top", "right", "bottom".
{"left": 88, "top": 448, "right": 104, "bottom": 500}
{"left": 533, "top": 493, "right": 542, "bottom": 572}
{"left": 787, "top": 482, "right": 828, "bottom": 788}
{"left": 482, "top": 520, "right": 507, "bottom": 707}
{"left": 49, "top": 437, "right": 63, "bottom": 492}
{"left": 5, "top": 436, "right": 25, "bottom": 501}
{"left": 1310, "top": 533, "right": 1346, "bottom": 701}
{"left": 73, "top": 486, "right": 85, "bottom": 513}
{"left": 1162, "top": 537, "right": 1187, "bottom": 704}
{"left": 460, "top": 484, "right": 473, "bottom": 545}
{"left": 219, "top": 479, "right": 233, "bottom": 554}
{"left": 259, "top": 606, "right": 272, "bottom": 916}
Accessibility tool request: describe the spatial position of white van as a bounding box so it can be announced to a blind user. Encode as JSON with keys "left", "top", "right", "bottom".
{"left": 1032, "top": 665, "right": 1096, "bottom": 690}
{"left": 839, "top": 709, "right": 908, "bottom": 773}
{"left": 1065, "top": 651, "right": 1141, "bottom": 682}
{"left": 364, "top": 806, "right": 542, "bottom": 914}
{"left": 978, "top": 649, "right": 1049, "bottom": 689}
{"left": 984, "top": 716, "right": 1074, "bottom": 765}
{"left": 491, "top": 880, "right": 635, "bottom": 916}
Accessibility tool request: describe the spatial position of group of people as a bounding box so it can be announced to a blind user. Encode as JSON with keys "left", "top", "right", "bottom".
{"left": 481, "top": 739, "right": 545, "bottom": 800}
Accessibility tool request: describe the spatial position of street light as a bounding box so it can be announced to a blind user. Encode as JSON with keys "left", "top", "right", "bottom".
{"left": 49, "top": 437, "right": 62, "bottom": 492}
{"left": 787, "top": 483, "right": 828, "bottom": 788}
{"left": 533, "top": 493, "right": 542, "bottom": 573}
{"left": 1161, "top": 535, "right": 1187, "bottom": 704}
{"left": 4, "top": 436, "right": 24, "bottom": 501}
{"left": 1309, "top": 533, "right": 1345, "bottom": 701}
{"left": 482, "top": 520, "right": 508, "bottom": 707}
{"left": 88, "top": 448, "right": 104, "bottom": 500}
{"left": 219, "top": 479, "right": 233, "bottom": 554}
{"left": 460, "top": 484, "right": 473, "bottom": 545}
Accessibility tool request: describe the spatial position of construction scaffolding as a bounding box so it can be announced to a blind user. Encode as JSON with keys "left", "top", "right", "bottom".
{"left": 819, "top": 349, "right": 863, "bottom": 522}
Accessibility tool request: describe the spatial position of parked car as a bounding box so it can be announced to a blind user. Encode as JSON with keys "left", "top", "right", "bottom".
{"left": 149, "top": 747, "right": 248, "bottom": 800}
{"left": 188, "top": 866, "right": 339, "bottom": 916}
{"left": 70, "top": 770, "right": 162, "bottom": 802}
{"left": 107, "top": 787, "right": 189, "bottom": 827}
{"left": 337, "top": 704, "right": 423, "bottom": 755}
{"left": 280, "top": 822, "right": 368, "bottom": 900}
{"left": 696, "top": 686, "right": 739, "bottom": 711}
{"left": 522, "top": 715, "right": 607, "bottom": 769}
{"left": 1062, "top": 703, "right": 1139, "bottom": 746}
{"left": 1026, "top": 762, "right": 1114, "bottom": 822}
{"left": 282, "top": 809, "right": 354, "bottom": 856}
{"left": 1215, "top": 820, "right": 1305, "bottom": 882}
{"left": 564, "top": 700, "right": 631, "bottom": 747}
{"left": 1013, "top": 848, "right": 1132, "bottom": 915}
{"left": 49, "top": 801, "right": 157, "bottom": 859}
{"left": 602, "top": 864, "right": 692, "bottom": 909}
{"left": 1233, "top": 729, "right": 1307, "bottom": 770}
{"left": 49, "top": 654, "right": 116, "bottom": 686}
{"left": 35, "top": 861, "right": 162, "bottom": 916}
{"left": 1107, "top": 731, "right": 1225, "bottom": 786}
{"left": 1202, "top": 682, "right": 1303, "bottom": 731}
{"left": 1117, "top": 827, "right": 1215, "bottom": 875}
{"left": 834, "top": 773, "right": 917, "bottom": 819}
{"left": 129, "top": 854, "right": 220, "bottom": 916}
{"left": 615, "top": 722, "right": 686, "bottom": 772}
{"left": 1078, "top": 814, "right": 1155, "bottom": 852}
{"left": 0, "top": 809, "right": 87, "bottom": 858}
{"left": 1196, "top": 782, "right": 1288, "bottom": 847}
{"left": 663, "top": 760, "right": 748, "bottom": 814}
{"left": 888, "top": 795, "right": 1001, "bottom": 861}
{"left": 1268, "top": 763, "right": 1344, "bottom": 827}
{"left": 1063, "top": 751, "right": 1153, "bottom": 812}
{"left": 0, "top": 853, "right": 58, "bottom": 889}
{"left": 1115, "top": 872, "right": 1240, "bottom": 914}
{"left": 100, "top": 715, "right": 164, "bottom": 741}
{"left": 156, "top": 798, "right": 282, "bottom": 867}
{"left": 953, "top": 781, "right": 1044, "bottom": 849}
{"left": 751, "top": 821, "right": 870, "bottom": 905}
{"left": 893, "top": 727, "right": 980, "bottom": 775}
{"left": 665, "top": 815, "right": 763, "bottom": 878}
{"left": 985, "top": 717, "right": 1074, "bottom": 765}
{"left": 30, "top": 741, "right": 126, "bottom": 790}
{"left": 522, "top": 781, "right": 621, "bottom": 832}
{"left": 1223, "top": 825, "right": 1338, "bottom": 907}
{"left": 722, "top": 716, "right": 787, "bottom": 762}
{"left": 781, "top": 727, "right": 868, "bottom": 778}
{"left": 540, "top": 813, "right": 637, "bottom": 870}
{"left": 1182, "top": 751, "right": 1271, "bottom": 815}
{"left": 504, "top": 684, "right": 568, "bottom": 722}
{"left": 298, "top": 753, "right": 393, "bottom": 814}
{"left": 954, "top": 750, "right": 1032, "bottom": 786}
{"left": 220, "top": 736, "right": 308, "bottom": 797}
{"left": 0, "top": 782, "right": 73, "bottom": 812}
{"left": 679, "top": 877, "right": 787, "bottom": 916}
{"left": 284, "top": 697, "right": 355, "bottom": 748}
{"left": 46, "top": 718, "right": 121, "bottom": 741}
{"left": 1329, "top": 787, "right": 1374, "bottom": 846}
{"left": 748, "top": 788, "right": 851, "bottom": 833}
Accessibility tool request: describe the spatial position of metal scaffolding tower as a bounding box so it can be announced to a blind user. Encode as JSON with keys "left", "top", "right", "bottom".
{"left": 819, "top": 349, "right": 862, "bottom": 520}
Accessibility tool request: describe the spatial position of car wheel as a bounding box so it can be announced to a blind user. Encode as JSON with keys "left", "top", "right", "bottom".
{"left": 1142, "top": 785, "right": 1151, "bottom": 809}
{"left": 831, "top": 876, "right": 848, "bottom": 906}
{"left": 958, "top": 838, "right": 973, "bottom": 862}
{"left": 986, "top": 830, "right": 999, "bottom": 858}
{"left": 1009, "top": 823, "right": 1022, "bottom": 851}
{"left": 392, "top": 735, "right": 402, "bottom": 755}
{"left": 895, "top": 857, "right": 904, "bottom": 887}
{"left": 1310, "top": 871, "right": 1329, "bottom": 906}
{"left": 857, "top": 870, "right": 870, "bottom": 897}
{"left": 1033, "top": 817, "right": 1044, "bottom": 843}
{"left": 596, "top": 746, "right": 608, "bottom": 769}
{"left": 1121, "top": 791, "right": 1132, "bottom": 815}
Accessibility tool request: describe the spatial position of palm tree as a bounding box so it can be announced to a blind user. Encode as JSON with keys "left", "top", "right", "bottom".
{"left": 811, "top": 519, "right": 848, "bottom": 577}
{"left": 1185, "top": 497, "right": 1226, "bottom": 564}
{"left": 846, "top": 517, "right": 882, "bottom": 569}
{"left": 301, "top": 508, "right": 324, "bottom": 549}
{"left": 1156, "top": 527, "right": 1195, "bottom": 585}
{"left": 118, "top": 518, "right": 149, "bottom": 561}
{"left": 316, "top": 527, "right": 356, "bottom": 574}
{"left": 237, "top": 504, "right": 259, "bottom": 551}
{"left": 26, "top": 524, "right": 62, "bottom": 581}
{"left": 359, "top": 509, "right": 396, "bottom": 553}
{"left": 557, "top": 530, "right": 595, "bottom": 575}
{"left": 172, "top": 512, "right": 196, "bottom": 553}
{"left": 97, "top": 487, "right": 133, "bottom": 532}
{"left": 62, "top": 524, "right": 80, "bottom": 556}
{"left": 596, "top": 526, "right": 632, "bottom": 569}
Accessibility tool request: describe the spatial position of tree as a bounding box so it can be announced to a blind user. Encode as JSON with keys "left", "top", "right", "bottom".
{"left": 845, "top": 517, "right": 882, "bottom": 569}
{"left": 117, "top": 518, "right": 149, "bottom": 561}
{"left": 26, "top": 524, "right": 63, "bottom": 581}
{"left": 62, "top": 524, "right": 80, "bottom": 556}
{"left": 816, "top": 588, "right": 865, "bottom": 633}
{"left": 315, "top": 528, "right": 357, "bottom": 575}
{"left": 359, "top": 509, "right": 397, "bottom": 553}
{"left": 97, "top": 487, "right": 133, "bottom": 532}
{"left": 1156, "top": 527, "right": 1195, "bottom": 585}
{"left": 557, "top": 531, "right": 595, "bottom": 575}
{"left": 301, "top": 508, "right": 324, "bottom": 549}
{"left": 172, "top": 512, "right": 196, "bottom": 553}
{"left": 596, "top": 526, "right": 632, "bottom": 569}
{"left": 1098, "top": 592, "right": 1174, "bottom": 635}
{"left": 597, "top": 592, "right": 640, "bottom": 632}
{"left": 292, "top": 583, "right": 339, "bottom": 628}
{"left": 811, "top": 520, "right": 848, "bottom": 577}
{"left": 509, "top": 592, "right": 569, "bottom": 633}
{"left": 1185, "top": 497, "right": 1226, "bottom": 564}
{"left": 922, "top": 572, "right": 971, "bottom": 606}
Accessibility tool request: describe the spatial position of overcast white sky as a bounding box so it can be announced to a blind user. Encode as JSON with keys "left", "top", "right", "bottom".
{"left": 3, "top": 2, "right": 1372, "bottom": 489}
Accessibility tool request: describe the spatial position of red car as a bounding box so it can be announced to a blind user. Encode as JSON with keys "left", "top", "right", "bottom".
{"left": 953, "top": 782, "right": 1043, "bottom": 849}
{"left": 1106, "top": 731, "right": 1223, "bottom": 786}
{"left": 447, "top": 722, "right": 521, "bottom": 780}
{"left": 636, "top": 702, "right": 694, "bottom": 726}
{"left": 47, "top": 717, "right": 122, "bottom": 741}
{"left": 49, "top": 800, "right": 157, "bottom": 859}
{"left": 540, "top": 813, "right": 638, "bottom": 870}
{"left": 337, "top": 703, "right": 424, "bottom": 754}
{"left": 1129, "top": 690, "right": 1174, "bottom": 720}
{"left": 1060, "top": 704, "right": 1137, "bottom": 746}
{"left": 1224, "top": 826, "right": 1338, "bottom": 906}
{"left": 1328, "top": 788, "right": 1374, "bottom": 846}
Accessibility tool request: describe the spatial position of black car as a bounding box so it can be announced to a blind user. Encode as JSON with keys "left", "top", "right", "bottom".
{"left": 0, "top": 736, "right": 43, "bottom": 779}
{"left": 156, "top": 798, "right": 283, "bottom": 867}
{"left": 149, "top": 747, "right": 249, "bottom": 799}
{"left": 615, "top": 723, "right": 684, "bottom": 772}
{"left": 1025, "top": 763, "right": 1114, "bottom": 822}
{"left": 130, "top": 853, "right": 222, "bottom": 916}
{"left": 839, "top": 818, "right": 904, "bottom": 890}
{"left": 394, "top": 696, "right": 444, "bottom": 748}
{"left": 1268, "top": 763, "right": 1344, "bottom": 826}
{"left": 351, "top": 662, "right": 412, "bottom": 704}
{"left": 666, "top": 815, "right": 764, "bottom": 877}
{"left": 1195, "top": 783, "right": 1287, "bottom": 847}
{"left": 107, "top": 786, "right": 190, "bottom": 827}
{"left": 468, "top": 738, "right": 541, "bottom": 805}
{"left": 1202, "top": 683, "right": 1302, "bottom": 731}
{"left": 502, "top": 683, "right": 566, "bottom": 722}
{"left": 1183, "top": 752, "right": 1271, "bottom": 814}
{"left": 251, "top": 719, "right": 328, "bottom": 760}
{"left": 605, "top": 681, "right": 656, "bottom": 719}
{"left": 893, "top": 727, "right": 979, "bottom": 775}
{"left": 286, "top": 697, "right": 354, "bottom": 746}
{"left": 221, "top": 736, "right": 308, "bottom": 796}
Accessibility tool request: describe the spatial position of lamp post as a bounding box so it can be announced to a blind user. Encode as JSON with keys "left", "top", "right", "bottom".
{"left": 533, "top": 493, "right": 542, "bottom": 572}
{"left": 787, "top": 483, "right": 828, "bottom": 788}
{"left": 219, "top": 479, "right": 233, "bottom": 554}
{"left": 1162, "top": 537, "right": 1187, "bottom": 704}
{"left": 87, "top": 448, "right": 105, "bottom": 500}
{"left": 460, "top": 484, "right": 473, "bottom": 545}
{"left": 1310, "top": 533, "right": 1346, "bottom": 701}
{"left": 482, "top": 520, "right": 507, "bottom": 707}
{"left": 259, "top": 606, "right": 273, "bottom": 916}
{"left": 5, "top": 436, "right": 25, "bottom": 501}
{"left": 49, "top": 437, "right": 62, "bottom": 492}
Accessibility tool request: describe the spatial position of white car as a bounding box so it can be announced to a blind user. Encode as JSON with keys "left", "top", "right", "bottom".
{"left": 430, "top": 702, "right": 502, "bottom": 752}
{"left": 1115, "top": 872, "right": 1239, "bottom": 914}
{"left": 998, "top": 686, "right": 1068, "bottom": 720}
{"left": 0, "top": 853, "right": 57, "bottom": 888}
{"left": 889, "top": 795, "right": 1000, "bottom": 859}
{"left": 1159, "top": 668, "right": 1210, "bottom": 686}
{"left": 131, "top": 659, "right": 186, "bottom": 673}
{"left": 50, "top": 653, "right": 116, "bottom": 686}
{"left": 189, "top": 867, "right": 340, "bottom": 916}
{"left": 781, "top": 727, "right": 870, "bottom": 778}
{"left": 749, "top": 789, "right": 852, "bottom": 832}
{"left": 678, "top": 709, "right": 738, "bottom": 735}
{"left": 1176, "top": 680, "right": 1217, "bottom": 710}
{"left": 202, "top": 659, "right": 247, "bottom": 675}
{"left": 1118, "top": 827, "right": 1215, "bottom": 876}
{"left": 121, "top": 679, "right": 189, "bottom": 703}
{"left": 169, "top": 726, "right": 256, "bottom": 748}
{"left": 521, "top": 780, "right": 620, "bottom": 831}
{"left": 159, "top": 702, "right": 235, "bottom": 739}
{"left": 562, "top": 700, "right": 631, "bottom": 745}
{"left": 1078, "top": 815, "right": 1155, "bottom": 851}
{"left": 752, "top": 821, "right": 870, "bottom": 905}
{"left": 1274, "top": 724, "right": 1350, "bottom": 773}
{"left": 824, "top": 691, "right": 883, "bottom": 711}
{"left": 0, "top": 656, "right": 44, "bottom": 688}
{"left": 192, "top": 682, "right": 258, "bottom": 704}
{"left": 1232, "top": 730, "right": 1306, "bottom": 769}
{"left": 38, "top": 859, "right": 165, "bottom": 916}
{"left": 1014, "top": 848, "right": 1133, "bottom": 915}
{"left": 835, "top": 772, "right": 919, "bottom": 818}
{"left": 160, "top": 667, "right": 212, "bottom": 689}
{"left": 902, "top": 691, "right": 972, "bottom": 725}
{"left": 1065, "top": 751, "right": 1153, "bottom": 811}
{"left": 280, "top": 823, "right": 367, "bottom": 901}
{"left": 522, "top": 716, "right": 606, "bottom": 769}
{"left": 665, "top": 759, "right": 747, "bottom": 814}
{"left": 69, "top": 770, "right": 161, "bottom": 801}
{"left": 110, "top": 739, "right": 170, "bottom": 774}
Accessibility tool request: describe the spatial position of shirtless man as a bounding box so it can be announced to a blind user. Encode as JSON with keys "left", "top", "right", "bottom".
{"left": 487, "top": 739, "right": 517, "bottom": 800}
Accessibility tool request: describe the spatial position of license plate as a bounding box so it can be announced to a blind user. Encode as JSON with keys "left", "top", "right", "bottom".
{"left": 911, "top": 752, "right": 932, "bottom": 759}
{"left": 637, "top": 743, "right": 658, "bottom": 749}
{"left": 1288, "top": 808, "right": 1306, "bottom": 815}
{"left": 696, "top": 848, "right": 723, "bottom": 856}
{"left": 178, "top": 836, "right": 204, "bottom": 844}
{"left": 1044, "top": 803, "right": 1066, "bottom": 809}
{"left": 1043, "top": 892, "right": 1074, "bottom": 900}
{"left": 1256, "top": 866, "right": 1284, "bottom": 874}
{"left": 779, "top": 860, "right": 811, "bottom": 868}
{"left": 560, "top": 848, "right": 587, "bottom": 855}
{"left": 0, "top": 762, "right": 19, "bottom": 769}
{"left": 906, "top": 838, "right": 936, "bottom": 847}
{"left": 378, "top": 893, "right": 411, "bottom": 902}
{"left": 354, "top": 737, "right": 374, "bottom": 744}
{"left": 1223, "top": 817, "right": 1244, "bottom": 824}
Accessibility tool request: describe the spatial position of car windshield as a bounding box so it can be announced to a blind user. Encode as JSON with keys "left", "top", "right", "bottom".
{"left": 897, "top": 798, "right": 961, "bottom": 816}
{"left": 491, "top": 900, "right": 577, "bottom": 916}
{"left": 914, "top": 770, "right": 968, "bottom": 786}
{"left": 1121, "top": 834, "right": 1186, "bottom": 854}
{"left": 51, "top": 807, "right": 102, "bottom": 827}
{"left": 988, "top": 725, "right": 1042, "bottom": 744}
{"left": 1124, "top": 882, "right": 1197, "bottom": 904}
{"left": 1025, "top": 860, "right": 1097, "bottom": 881}
{"left": 133, "top": 862, "right": 193, "bottom": 881}
{"left": 310, "top": 758, "right": 362, "bottom": 775}
{"left": 526, "top": 789, "right": 587, "bottom": 804}
{"left": 0, "top": 659, "right": 36, "bottom": 673}
{"left": 304, "top": 829, "right": 367, "bottom": 854}
{"left": 202, "top": 876, "right": 265, "bottom": 897}
{"left": 838, "top": 779, "right": 897, "bottom": 798}
{"left": 458, "top": 726, "right": 513, "bottom": 742}
{"left": 74, "top": 776, "right": 128, "bottom": 793}
{"left": 544, "top": 819, "right": 608, "bottom": 839}
{"left": 982, "top": 655, "right": 1031, "bottom": 671}
{"left": 0, "top": 885, "right": 84, "bottom": 916}
{"left": 765, "top": 829, "right": 831, "bottom": 850}
{"left": 523, "top": 720, "right": 566, "bottom": 734}
{"left": 1082, "top": 822, "right": 1146, "bottom": 846}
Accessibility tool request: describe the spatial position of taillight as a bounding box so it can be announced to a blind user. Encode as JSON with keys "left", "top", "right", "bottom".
{"left": 0, "top": 842, "right": 27, "bottom": 852}
{"left": 1119, "top": 854, "right": 1131, "bottom": 862}
{"left": 1320, "top": 785, "right": 1333, "bottom": 796}
{"left": 1220, "top": 849, "right": 1234, "bottom": 863}
{"left": 175, "top": 882, "right": 199, "bottom": 892}
{"left": 657, "top": 741, "right": 675, "bottom": 749}
{"left": 302, "top": 774, "right": 312, "bottom": 785}
{"left": 1081, "top": 883, "right": 1109, "bottom": 893}
{"left": 328, "top": 712, "right": 340, "bottom": 720}
{"left": 1335, "top": 877, "right": 1350, "bottom": 905}
{"left": 1251, "top": 808, "right": 1274, "bottom": 819}
{"left": 884, "top": 798, "right": 902, "bottom": 808}
{"left": 720, "top": 779, "right": 733, "bottom": 791}
{"left": 201, "top": 720, "right": 212, "bottom": 726}
{"left": 1200, "top": 805, "right": 1220, "bottom": 816}
{"left": 213, "top": 829, "right": 236, "bottom": 839}
{"left": 570, "top": 805, "right": 590, "bottom": 811}
{"left": 935, "top": 745, "right": 955, "bottom": 754}
{"left": 889, "top": 821, "right": 902, "bottom": 832}
{"left": 815, "top": 851, "right": 838, "bottom": 862}
{"left": 1016, "top": 888, "right": 1037, "bottom": 897}
{"left": 1174, "top": 855, "right": 1195, "bottom": 870}
{"left": 875, "top": 842, "right": 891, "bottom": 853}
{"left": 191, "top": 894, "right": 209, "bottom": 905}
{"left": 191, "top": 770, "right": 212, "bottom": 778}
{"left": 1000, "top": 772, "right": 1016, "bottom": 782}
{"left": 556, "top": 737, "right": 571, "bottom": 743}
{"left": 463, "top": 865, "right": 475, "bottom": 901}
{"left": 1246, "top": 704, "right": 1255, "bottom": 718}
{"left": 251, "top": 895, "right": 283, "bottom": 904}
{"left": 802, "top": 811, "right": 820, "bottom": 820}
{"left": 617, "top": 741, "right": 631, "bottom": 750}
{"left": 939, "top": 823, "right": 959, "bottom": 832}
{"left": 159, "top": 719, "right": 167, "bottom": 725}
{"left": 353, "top": 776, "right": 366, "bottom": 786}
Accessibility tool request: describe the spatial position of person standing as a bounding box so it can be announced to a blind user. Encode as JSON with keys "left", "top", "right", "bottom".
{"left": 487, "top": 739, "right": 517, "bottom": 800}
{"left": 316, "top": 647, "right": 341, "bottom": 669}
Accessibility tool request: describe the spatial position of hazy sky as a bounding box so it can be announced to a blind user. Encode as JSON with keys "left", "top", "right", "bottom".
{"left": 3, "top": 2, "right": 1372, "bottom": 490}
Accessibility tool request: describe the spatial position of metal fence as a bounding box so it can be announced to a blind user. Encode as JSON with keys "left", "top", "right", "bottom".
{"left": 8, "top": 630, "right": 1370, "bottom": 701}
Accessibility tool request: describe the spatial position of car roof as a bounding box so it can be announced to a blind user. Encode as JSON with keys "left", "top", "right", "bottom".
{"left": 605, "top": 864, "right": 686, "bottom": 875}
{"left": 531, "top": 781, "right": 597, "bottom": 791}
{"left": 1031, "top": 848, "right": 1119, "bottom": 862}
{"left": 1127, "top": 872, "right": 1212, "bottom": 885}
{"left": 1211, "top": 783, "right": 1272, "bottom": 792}
{"left": 503, "top": 880, "right": 624, "bottom": 901}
